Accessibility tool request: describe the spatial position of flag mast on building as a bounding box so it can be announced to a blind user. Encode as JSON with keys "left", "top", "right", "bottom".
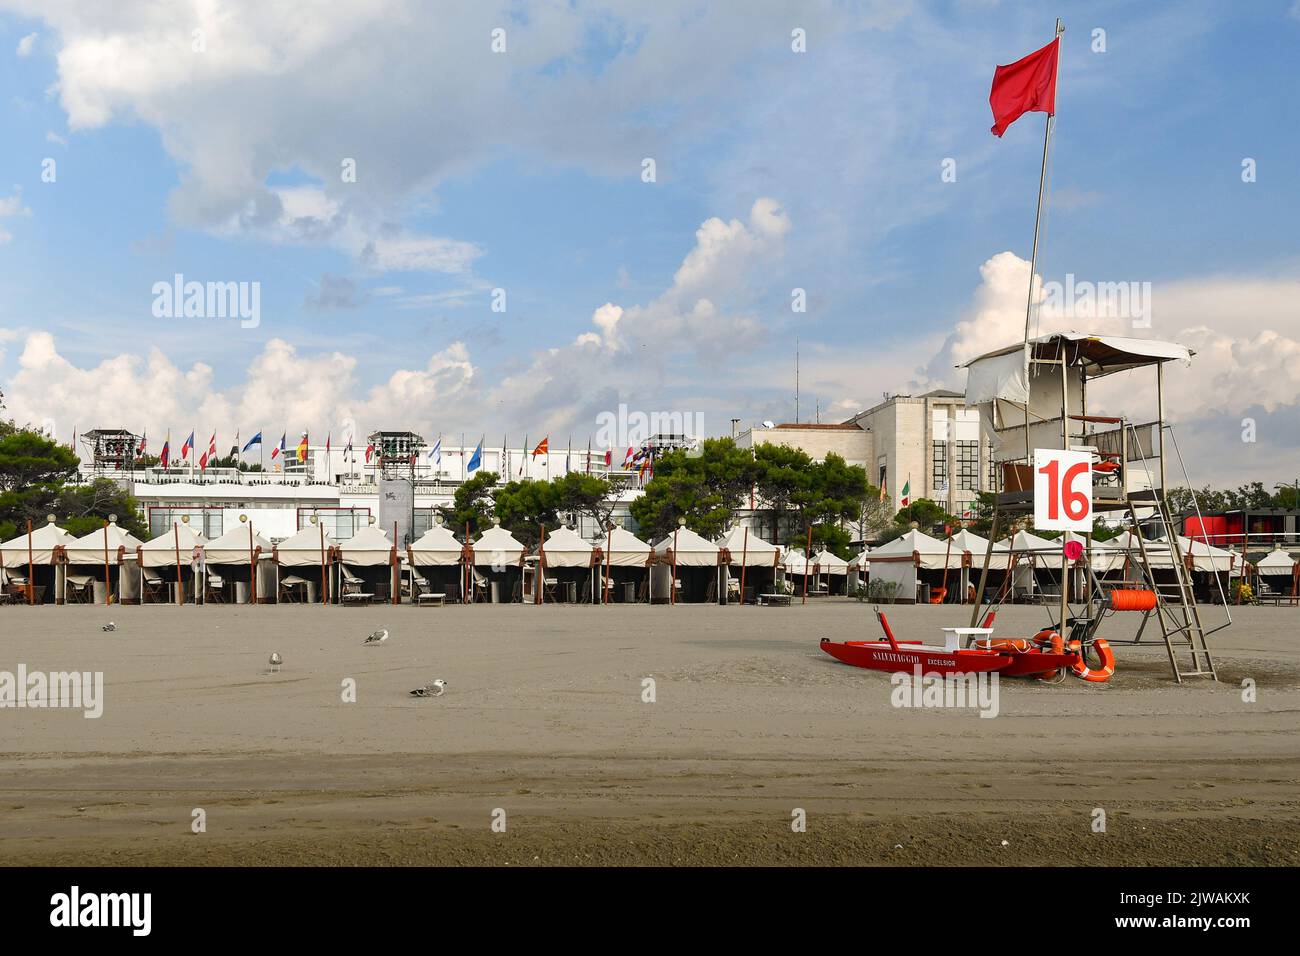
{"left": 989, "top": 18, "right": 1064, "bottom": 459}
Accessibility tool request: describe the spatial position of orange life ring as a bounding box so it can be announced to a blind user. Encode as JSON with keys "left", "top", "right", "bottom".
{"left": 1068, "top": 638, "right": 1115, "bottom": 682}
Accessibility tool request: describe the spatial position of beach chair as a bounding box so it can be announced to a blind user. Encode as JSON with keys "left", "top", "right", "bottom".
{"left": 469, "top": 568, "right": 488, "bottom": 603}
{"left": 543, "top": 576, "right": 559, "bottom": 602}
{"left": 141, "top": 569, "right": 167, "bottom": 604}
{"left": 65, "top": 573, "right": 95, "bottom": 604}
{"left": 279, "top": 574, "right": 309, "bottom": 603}
{"left": 340, "top": 565, "right": 374, "bottom": 604}
{"left": 205, "top": 572, "right": 227, "bottom": 604}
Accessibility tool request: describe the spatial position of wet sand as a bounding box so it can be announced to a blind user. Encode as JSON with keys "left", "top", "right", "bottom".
{"left": 1, "top": 601, "right": 1297, "bottom": 865}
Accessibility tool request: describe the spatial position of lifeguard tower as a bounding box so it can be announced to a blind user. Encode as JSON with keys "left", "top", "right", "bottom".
{"left": 963, "top": 331, "right": 1229, "bottom": 683}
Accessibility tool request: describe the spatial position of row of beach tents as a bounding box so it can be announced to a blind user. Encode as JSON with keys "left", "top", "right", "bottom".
{"left": 2, "top": 515, "right": 1294, "bottom": 606}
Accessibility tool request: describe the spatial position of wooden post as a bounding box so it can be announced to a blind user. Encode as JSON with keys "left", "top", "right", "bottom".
{"left": 319, "top": 522, "right": 328, "bottom": 605}
{"left": 26, "top": 519, "right": 34, "bottom": 606}
{"left": 248, "top": 520, "right": 257, "bottom": 604}
{"left": 801, "top": 526, "right": 812, "bottom": 605}
{"left": 102, "top": 520, "right": 111, "bottom": 605}
{"left": 537, "top": 524, "right": 545, "bottom": 605}
{"left": 738, "top": 527, "right": 749, "bottom": 606}
{"left": 465, "top": 522, "right": 471, "bottom": 604}
{"left": 671, "top": 526, "right": 679, "bottom": 605}
{"left": 173, "top": 523, "right": 183, "bottom": 604}
{"left": 392, "top": 521, "right": 400, "bottom": 605}
{"left": 604, "top": 525, "right": 612, "bottom": 605}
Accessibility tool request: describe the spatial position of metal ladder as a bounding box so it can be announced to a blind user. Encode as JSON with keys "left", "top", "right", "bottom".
{"left": 1123, "top": 490, "right": 1219, "bottom": 683}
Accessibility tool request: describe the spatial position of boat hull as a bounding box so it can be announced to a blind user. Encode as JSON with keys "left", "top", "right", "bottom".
{"left": 820, "top": 640, "right": 1012, "bottom": 675}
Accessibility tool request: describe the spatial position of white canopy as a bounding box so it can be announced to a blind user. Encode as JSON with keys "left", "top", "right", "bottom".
{"left": 868, "top": 529, "right": 955, "bottom": 571}
{"left": 946, "top": 529, "right": 1001, "bottom": 561}
{"left": 204, "top": 523, "right": 274, "bottom": 564}
{"left": 1255, "top": 547, "right": 1296, "bottom": 573}
{"left": 654, "top": 526, "right": 720, "bottom": 567}
{"left": 596, "top": 526, "right": 652, "bottom": 568}
{"left": 716, "top": 525, "right": 781, "bottom": 567}
{"left": 0, "top": 518, "right": 74, "bottom": 565}
{"left": 472, "top": 523, "right": 525, "bottom": 567}
{"left": 964, "top": 331, "right": 1194, "bottom": 406}
{"left": 408, "top": 523, "right": 464, "bottom": 567}
{"left": 138, "top": 521, "right": 208, "bottom": 568}
{"left": 64, "top": 521, "right": 144, "bottom": 565}
{"left": 1105, "top": 532, "right": 1236, "bottom": 573}
{"left": 540, "top": 526, "right": 595, "bottom": 568}
{"left": 848, "top": 549, "right": 870, "bottom": 570}
{"left": 811, "top": 549, "right": 849, "bottom": 574}
{"left": 275, "top": 523, "right": 339, "bottom": 568}
{"left": 784, "top": 547, "right": 811, "bottom": 576}
{"left": 335, "top": 524, "right": 397, "bottom": 567}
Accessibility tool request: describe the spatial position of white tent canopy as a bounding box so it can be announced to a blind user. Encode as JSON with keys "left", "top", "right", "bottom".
{"left": 540, "top": 526, "right": 595, "bottom": 568}
{"left": 408, "top": 523, "right": 464, "bottom": 567}
{"left": 716, "top": 525, "right": 781, "bottom": 566}
{"left": 276, "top": 523, "right": 339, "bottom": 567}
{"left": 139, "top": 521, "right": 208, "bottom": 568}
{"left": 596, "top": 526, "right": 652, "bottom": 568}
{"left": 472, "top": 523, "right": 525, "bottom": 566}
{"left": 64, "top": 521, "right": 144, "bottom": 565}
{"left": 870, "top": 530, "right": 956, "bottom": 570}
{"left": 0, "top": 518, "right": 74, "bottom": 565}
{"left": 654, "top": 526, "right": 720, "bottom": 567}
{"left": 1255, "top": 547, "right": 1297, "bottom": 573}
{"left": 335, "top": 524, "right": 397, "bottom": 567}
{"left": 784, "top": 547, "right": 811, "bottom": 575}
{"left": 811, "top": 549, "right": 848, "bottom": 574}
{"left": 848, "top": 549, "right": 870, "bottom": 570}
{"left": 204, "top": 523, "right": 274, "bottom": 564}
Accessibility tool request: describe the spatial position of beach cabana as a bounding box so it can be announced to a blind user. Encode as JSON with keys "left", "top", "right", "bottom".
{"left": 407, "top": 519, "right": 467, "bottom": 603}
{"left": 0, "top": 517, "right": 74, "bottom": 604}
{"left": 862, "top": 529, "right": 951, "bottom": 604}
{"left": 596, "top": 525, "right": 653, "bottom": 603}
{"left": 716, "top": 525, "right": 782, "bottom": 604}
{"left": 274, "top": 522, "right": 338, "bottom": 603}
{"left": 471, "top": 521, "right": 526, "bottom": 602}
{"left": 137, "top": 520, "right": 208, "bottom": 604}
{"left": 535, "top": 526, "right": 598, "bottom": 603}
{"left": 811, "top": 549, "right": 849, "bottom": 596}
{"left": 335, "top": 523, "right": 400, "bottom": 603}
{"left": 63, "top": 520, "right": 144, "bottom": 605}
{"left": 996, "top": 530, "right": 1062, "bottom": 601}
{"left": 204, "top": 521, "right": 275, "bottom": 603}
{"left": 652, "top": 525, "right": 723, "bottom": 604}
{"left": 1253, "top": 547, "right": 1298, "bottom": 604}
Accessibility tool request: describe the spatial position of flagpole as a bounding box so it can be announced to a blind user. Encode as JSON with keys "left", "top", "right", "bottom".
{"left": 1022, "top": 17, "right": 1064, "bottom": 465}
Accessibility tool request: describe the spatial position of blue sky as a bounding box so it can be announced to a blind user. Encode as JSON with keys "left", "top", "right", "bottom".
{"left": 1, "top": 1, "right": 1298, "bottom": 484}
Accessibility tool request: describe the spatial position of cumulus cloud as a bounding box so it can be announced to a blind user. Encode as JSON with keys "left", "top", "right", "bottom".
{"left": 15, "top": 31, "right": 36, "bottom": 56}
{"left": 0, "top": 187, "right": 32, "bottom": 243}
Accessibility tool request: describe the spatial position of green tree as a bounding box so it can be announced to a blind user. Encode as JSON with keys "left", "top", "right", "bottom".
{"left": 753, "top": 443, "right": 814, "bottom": 543}
{"left": 893, "top": 498, "right": 957, "bottom": 536}
{"left": 0, "top": 423, "right": 82, "bottom": 540}
{"left": 550, "top": 471, "right": 623, "bottom": 534}
{"left": 629, "top": 438, "right": 758, "bottom": 541}
{"left": 52, "top": 478, "right": 149, "bottom": 539}
{"left": 493, "top": 478, "right": 560, "bottom": 547}
{"left": 438, "top": 470, "right": 498, "bottom": 538}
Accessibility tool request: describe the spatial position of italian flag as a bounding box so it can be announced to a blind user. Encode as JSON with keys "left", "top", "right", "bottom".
{"left": 900, "top": 477, "right": 911, "bottom": 507}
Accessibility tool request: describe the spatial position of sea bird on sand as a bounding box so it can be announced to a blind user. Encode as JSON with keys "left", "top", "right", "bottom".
{"left": 363, "top": 628, "right": 389, "bottom": 646}
{"left": 269, "top": 652, "right": 282, "bottom": 674}
{"left": 409, "top": 679, "right": 447, "bottom": 698}
{"left": 102, "top": 622, "right": 116, "bottom": 632}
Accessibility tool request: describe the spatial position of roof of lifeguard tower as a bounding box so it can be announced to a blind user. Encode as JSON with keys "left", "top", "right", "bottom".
{"left": 964, "top": 332, "right": 1193, "bottom": 377}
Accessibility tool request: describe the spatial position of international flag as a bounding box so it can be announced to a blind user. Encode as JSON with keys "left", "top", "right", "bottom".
{"left": 271, "top": 432, "right": 285, "bottom": 460}
{"left": 365, "top": 440, "right": 375, "bottom": 463}
{"left": 344, "top": 434, "right": 353, "bottom": 455}
{"left": 137, "top": 432, "right": 147, "bottom": 456}
{"left": 518, "top": 435, "right": 528, "bottom": 476}
{"left": 532, "top": 436, "right": 548, "bottom": 459}
{"left": 229, "top": 430, "right": 240, "bottom": 457}
{"left": 325, "top": 433, "right": 331, "bottom": 456}
{"left": 242, "top": 431, "right": 262, "bottom": 453}
{"left": 900, "top": 477, "right": 911, "bottom": 508}
{"left": 181, "top": 431, "right": 195, "bottom": 460}
{"left": 160, "top": 433, "right": 171, "bottom": 469}
{"left": 428, "top": 436, "right": 442, "bottom": 463}
{"left": 604, "top": 449, "right": 612, "bottom": 467}
{"left": 297, "top": 433, "right": 309, "bottom": 463}
{"left": 621, "top": 446, "right": 634, "bottom": 469}
{"left": 989, "top": 36, "right": 1059, "bottom": 137}
{"left": 199, "top": 432, "right": 216, "bottom": 470}
{"left": 467, "top": 437, "right": 483, "bottom": 473}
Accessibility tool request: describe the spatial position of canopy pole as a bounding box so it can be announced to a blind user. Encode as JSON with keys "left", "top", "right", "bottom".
{"left": 739, "top": 527, "right": 749, "bottom": 607}
{"left": 102, "top": 520, "right": 111, "bottom": 605}
{"left": 27, "top": 519, "right": 35, "bottom": 605}
{"left": 802, "top": 526, "right": 812, "bottom": 605}
{"left": 173, "top": 523, "right": 183, "bottom": 605}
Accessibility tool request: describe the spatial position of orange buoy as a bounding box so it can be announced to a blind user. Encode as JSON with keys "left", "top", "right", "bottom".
{"left": 1068, "top": 638, "right": 1116, "bottom": 682}
{"left": 1107, "top": 589, "right": 1158, "bottom": 612}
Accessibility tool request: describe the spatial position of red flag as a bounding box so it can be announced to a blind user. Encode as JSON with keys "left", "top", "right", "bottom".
{"left": 989, "top": 37, "right": 1059, "bottom": 137}
{"left": 531, "top": 436, "right": 549, "bottom": 458}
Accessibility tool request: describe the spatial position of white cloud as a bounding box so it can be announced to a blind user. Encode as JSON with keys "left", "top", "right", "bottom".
{"left": 0, "top": 187, "right": 32, "bottom": 243}
{"left": 15, "top": 32, "right": 36, "bottom": 57}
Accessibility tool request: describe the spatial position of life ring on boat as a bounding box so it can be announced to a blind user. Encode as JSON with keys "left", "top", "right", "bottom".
{"left": 1068, "top": 638, "right": 1115, "bottom": 682}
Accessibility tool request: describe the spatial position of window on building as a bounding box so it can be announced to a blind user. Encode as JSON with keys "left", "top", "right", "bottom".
{"left": 956, "top": 441, "right": 979, "bottom": 490}
{"left": 931, "top": 441, "right": 947, "bottom": 490}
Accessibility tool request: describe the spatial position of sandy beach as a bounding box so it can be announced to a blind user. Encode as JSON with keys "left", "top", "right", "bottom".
{"left": 1, "top": 600, "right": 1296, "bottom": 866}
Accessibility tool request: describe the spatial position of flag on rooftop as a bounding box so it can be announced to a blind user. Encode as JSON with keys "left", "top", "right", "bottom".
{"left": 532, "top": 436, "right": 548, "bottom": 458}
{"left": 272, "top": 432, "right": 285, "bottom": 460}
{"left": 181, "top": 431, "right": 194, "bottom": 459}
{"left": 428, "top": 435, "right": 442, "bottom": 463}
{"left": 160, "top": 432, "right": 171, "bottom": 469}
{"left": 242, "top": 431, "right": 262, "bottom": 452}
{"left": 467, "top": 437, "right": 483, "bottom": 473}
{"left": 297, "top": 433, "right": 309, "bottom": 463}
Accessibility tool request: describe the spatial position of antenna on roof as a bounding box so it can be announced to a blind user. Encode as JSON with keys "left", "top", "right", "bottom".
{"left": 795, "top": 335, "right": 800, "bottom": 424}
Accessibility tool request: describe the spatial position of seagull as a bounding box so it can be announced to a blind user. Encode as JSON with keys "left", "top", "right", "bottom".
{"left": 269, "top": 652, "right": 282, "bottom": 674}
{"left": 102, "top": 622, "right": 116, "bottom": 632}
{"left": 363, "top": 628, "right": 389, "bottom": 646}
{"left": 409, "top": 679, "right": 447, "bottom": 698}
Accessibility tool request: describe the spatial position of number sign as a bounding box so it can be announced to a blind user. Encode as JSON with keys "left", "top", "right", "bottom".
{"left": 1034, "top": 448, "right": 1092, "bottom": 532}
